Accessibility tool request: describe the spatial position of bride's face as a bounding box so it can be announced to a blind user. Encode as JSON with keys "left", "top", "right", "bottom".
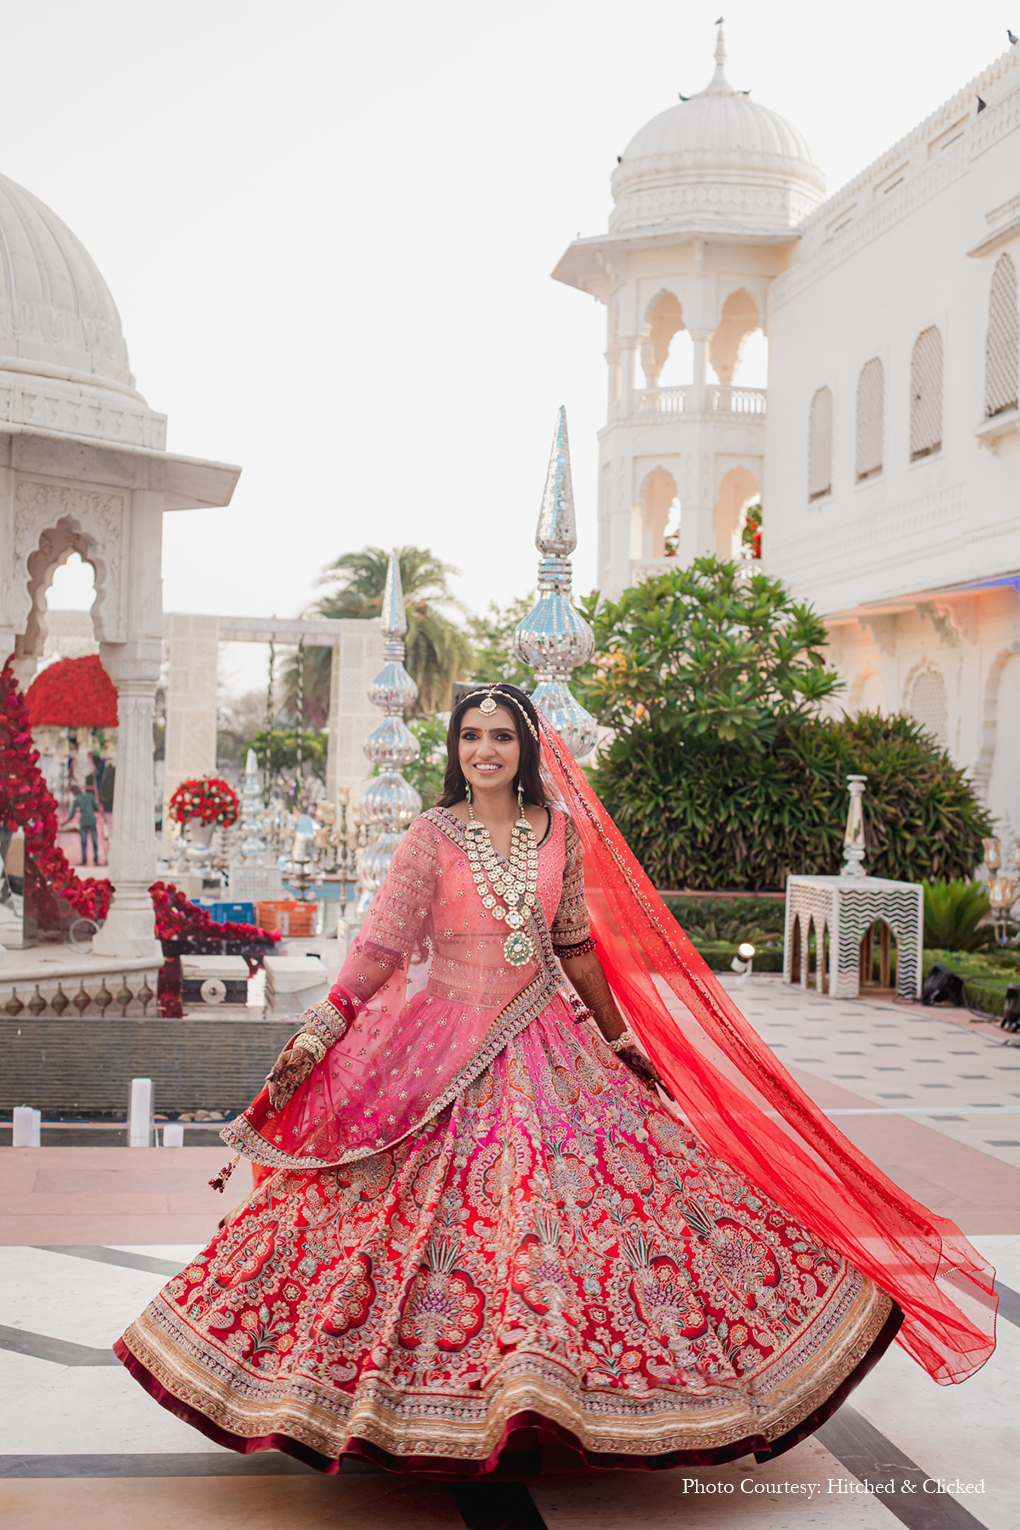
{"left": 458, "top": 705, "right": 521, "bottom": 797}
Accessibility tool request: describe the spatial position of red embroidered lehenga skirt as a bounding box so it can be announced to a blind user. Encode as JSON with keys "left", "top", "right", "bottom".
{"left": 116, "top": 991, "right": 899, "bottom": 1474}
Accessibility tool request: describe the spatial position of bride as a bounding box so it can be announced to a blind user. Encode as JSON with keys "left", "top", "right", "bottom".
{"left": 116, "top": 683, "right": 995, "bottom": 1476}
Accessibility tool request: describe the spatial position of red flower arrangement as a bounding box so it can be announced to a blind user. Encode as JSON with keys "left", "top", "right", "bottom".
{"left": 1, "top": 659, "right": 113, "bottom": 925}
{"left": 25, "top": 654, "right": 119, "bottom": 728}
{"left": 168, "top": 776, "right": 239, "bottom": 827}
{"left": 149, "top": 881, "right": 279, "bottom": 945}
{"left": 2, "top": 662, "right": 276, "bottom": 961}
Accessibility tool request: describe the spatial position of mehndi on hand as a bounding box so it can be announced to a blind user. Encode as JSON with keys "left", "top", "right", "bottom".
{"left": 617, "top": 1044, "right": 675, "bottom": 1102}
{"left": 266, "top": 1046, "right": 316, "bottom": 1111}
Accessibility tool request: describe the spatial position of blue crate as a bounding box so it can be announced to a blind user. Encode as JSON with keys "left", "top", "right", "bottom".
{"left": 208, "top": 901, "right": 255, "bottom": 926}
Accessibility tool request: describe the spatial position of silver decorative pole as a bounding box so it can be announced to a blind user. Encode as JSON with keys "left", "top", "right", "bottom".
{"left": 513, "top": 407, "right": 597, "bottom": 759}
{"left": 839, "top": 775, "right": 868, "bottom": 879}
{"left": 357, "top": 550, "right": 422, "bottom": 913}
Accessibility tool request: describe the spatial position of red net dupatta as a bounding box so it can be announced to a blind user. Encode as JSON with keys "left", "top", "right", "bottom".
{"left": 538, "top": 720, "right": 996, "bottom": 1386}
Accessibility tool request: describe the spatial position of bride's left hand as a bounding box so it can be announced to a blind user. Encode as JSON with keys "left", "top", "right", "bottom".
{"left": 617, "top": 1044, "right": 675, "bottom": 1102}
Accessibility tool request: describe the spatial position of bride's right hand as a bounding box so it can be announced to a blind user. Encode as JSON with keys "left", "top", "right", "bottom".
{"left": 266, "top": 1046, "right": 316, "bottom": 1111}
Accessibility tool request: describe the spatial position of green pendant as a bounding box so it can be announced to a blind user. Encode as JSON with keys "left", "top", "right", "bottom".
{"left": 503, "top": 930, "right": 534, "bottom": 966}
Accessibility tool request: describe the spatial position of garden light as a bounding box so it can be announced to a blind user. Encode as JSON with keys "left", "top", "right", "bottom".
{"left": 731, "top": 942, "right": 755, "bottom": 982}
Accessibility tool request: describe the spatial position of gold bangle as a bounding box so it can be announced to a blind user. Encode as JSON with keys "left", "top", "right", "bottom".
{"left": 607, "top": 1029, "right": 638, "bottom": 1054}
{"left": 292, "top": 1032, "right": 328, "bottom": 1064}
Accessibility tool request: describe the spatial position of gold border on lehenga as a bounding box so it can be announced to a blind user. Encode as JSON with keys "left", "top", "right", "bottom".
{"left": 119, "top": 1277, "right": 892, "bottom": 1464}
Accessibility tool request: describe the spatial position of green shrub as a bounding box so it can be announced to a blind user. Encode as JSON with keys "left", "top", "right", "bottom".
{"left": 923, "top": 880, "right": 993, "bottom": 953}
{"left": 690, "top": 941, "right": 784, "bottom": 974}
{"left": 663, "top": 896, "right": 785, "bottom": 944}
{"left": 592, "top": 713, "right": 993, "bottom": 891}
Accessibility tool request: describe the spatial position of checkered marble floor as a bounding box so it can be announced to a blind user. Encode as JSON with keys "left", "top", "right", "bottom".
{"left": 0, "top": 1237, "right": 1016, "bottom": 1529}
{"left": 723, "top": 974, "right": 1020, "bottom": 1172}
{"left": 3, "top": 974, "right": 1019, "bottom": 1529}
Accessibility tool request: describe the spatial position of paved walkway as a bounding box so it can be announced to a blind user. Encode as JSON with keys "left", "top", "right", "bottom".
{"left": 2, "top": 977, "right": 1017, "bottom": 1529}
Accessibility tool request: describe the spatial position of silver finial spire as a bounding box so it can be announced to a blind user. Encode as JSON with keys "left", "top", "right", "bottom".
{"left": 357, "top": 549, "right": 421, "bottom": 911}
{"left": 513, "top": 409, "right": 597, "bottom": 759}
{"left": 380, "top": 546, "right": 408, "bottom": 640}
{"left": 536, "top": 405, "right": 578, "bottom": 557}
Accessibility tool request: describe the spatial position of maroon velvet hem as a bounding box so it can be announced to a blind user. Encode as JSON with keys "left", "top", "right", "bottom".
{"left": 113, "top": 1301, "right": 902, "bottom": 1479}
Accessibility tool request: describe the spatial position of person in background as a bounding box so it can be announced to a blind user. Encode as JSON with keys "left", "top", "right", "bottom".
{"left": 99, "top": 759, "right": 115, "bottom": 814}
{"left": 62, "top": 775, "right": 105, "bottom": 866}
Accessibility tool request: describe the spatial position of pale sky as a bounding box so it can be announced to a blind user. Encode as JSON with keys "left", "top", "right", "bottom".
{"left": 23, "top": 0, "right": 1017, "bottom": 693}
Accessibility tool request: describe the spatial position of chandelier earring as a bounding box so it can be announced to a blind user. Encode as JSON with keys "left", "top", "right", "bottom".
{"left": 465, "top": 780, "right": 472, "bottom": 805}
{"left": 517, "top": 781, "right": 525, "bottom": 819}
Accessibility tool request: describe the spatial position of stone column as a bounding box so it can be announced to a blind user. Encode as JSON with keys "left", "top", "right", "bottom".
{"left": 689, "top": 326, "right": 711, "bottom": 412}
{"left": 94, "top": 648, "right": 161, "bottom": 958}
{"left": 161, "top": 613, "right": 220, "bottom": 853}
{"left": 620, "top": 337, "right": 638, "bottom": 416}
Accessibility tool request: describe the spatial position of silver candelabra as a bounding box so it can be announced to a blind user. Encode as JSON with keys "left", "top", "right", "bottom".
{"left": 356, "top": 550, "right": 422, "bottom": 913}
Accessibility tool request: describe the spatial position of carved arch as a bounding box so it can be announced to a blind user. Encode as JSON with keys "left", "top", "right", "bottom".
{"left": 848, "top": 665, "right": 886, "bottom": 716}
{"left": 639, "top": 289, "right": 684, "bottom": 386}
{"left": 902, "top": 658, "right": 948, "bottom": 749}
{"left": 710, "top": 289, "right": 759, "bottom": 384}
{"left": 712, "top": 465, "right": 759, "bottom": 558}
{"left": 636, "top": 466, "right": 679, "bottom": 558}
{"left": 971, "top": 641, "right": 1020, "bottom": 803}
{"left": 11, "top": 482, "right": 127, "bottom": 681}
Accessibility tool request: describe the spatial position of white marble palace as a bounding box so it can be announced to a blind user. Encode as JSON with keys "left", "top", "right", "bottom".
{"left": 554, "top": 27, "right": 1020, "bottom": 836}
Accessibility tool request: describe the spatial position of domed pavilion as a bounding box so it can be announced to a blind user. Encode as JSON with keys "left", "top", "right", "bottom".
{"left": 553, "top": 24, "right": 825, "bottom": 593}
{"left": 0, "top": 167, "right": 240, "bottom": 958}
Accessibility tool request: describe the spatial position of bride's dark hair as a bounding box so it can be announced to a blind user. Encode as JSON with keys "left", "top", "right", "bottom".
{"left": 437, "top": 684, "right": 550, "bottom": 808}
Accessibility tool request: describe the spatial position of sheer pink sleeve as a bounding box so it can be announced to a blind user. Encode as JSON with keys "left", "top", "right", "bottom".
{"left": 300, "top": 816, "right": 440, "bottom": 1048}
{"left": 550, "top": 814, "right": 596, "bottom": 958}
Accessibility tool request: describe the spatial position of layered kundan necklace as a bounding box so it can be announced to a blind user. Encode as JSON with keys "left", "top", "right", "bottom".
{"left": 465, "top": 793, "right": 539, "bottom": 966}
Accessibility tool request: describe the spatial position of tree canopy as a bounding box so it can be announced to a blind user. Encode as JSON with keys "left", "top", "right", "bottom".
{"left": 577, "top": 557, "right": 841, "bottom": 750}
{"left": 285, "top": 545, "right": 473, "bottom": 720}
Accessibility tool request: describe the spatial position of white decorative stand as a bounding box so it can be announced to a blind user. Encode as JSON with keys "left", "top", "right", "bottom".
{"left": 783, "top": 876, "right": 923, "bottom": 1000}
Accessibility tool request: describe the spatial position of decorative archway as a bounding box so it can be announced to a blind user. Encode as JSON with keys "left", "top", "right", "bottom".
{"left": 848, "top": 666, "right": 887, "bottom": 716}
{"left": 11, "top": 485, "right": 127, "bottom": 683}
{"left": 637, "top": 467, "right": 679, "bottom": 558}
{"left": 640, "top": 290, "right": 684, "bottom": 387}
{"left": 712, "top": 466, "right": 759, "bottom": 559}
{"left": 710, "top": 290, "right": 760, "bottom": 384}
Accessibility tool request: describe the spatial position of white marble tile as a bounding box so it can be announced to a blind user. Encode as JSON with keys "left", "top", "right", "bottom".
{"left": 971, "top": 1232, "right": 1020, "bottom": 1290}
{"left": 851, "top": 1279, "right": 1019, "bottom": 1530}
{"left": 108, "top": 1244, "right": 203, "bottom": 1263}
{"left": 0, "top": 1346, "right": 66, "bottom": 1390}
{"left": 0, "top": 1247, "right": 167, "bottom": 1350}
{"left": 532, "top": 1439, "right": 893, "bottom": 1529}
{"left": 0, "top": 1365, "right": 228, "bottom": 1454}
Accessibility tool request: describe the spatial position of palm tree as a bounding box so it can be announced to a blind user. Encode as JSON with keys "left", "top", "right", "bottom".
{"left": 283, "top": 546, "right": 472, "bottom": 720}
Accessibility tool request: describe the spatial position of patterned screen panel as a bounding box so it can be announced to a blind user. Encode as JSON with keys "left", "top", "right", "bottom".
{"left": 909, "top": 327, "right": 943, "bottom": 460}
{"left": 855, "top": 358, "right": 884, "bottom": 480}
{"left": 908, "top": 667, "right": 948, "bottom": 749}
{"left": 986, "top": 253, "right": 1019, "bottom": 420}
{"left": 808, "top": 386, "right": 833, "bottom": 501}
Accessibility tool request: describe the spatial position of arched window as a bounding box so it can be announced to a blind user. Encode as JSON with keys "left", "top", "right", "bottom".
{"left": 910, "top": 327, "right": 943, "bottom": 460}
{"left": 907, "top": 666, "right": 947, "bottom": 749}
{"left": 986, "top": 253, "right": 1019, "bottom": 419}
{"left": 855, "top": 358, "right": 884, "bottom": 480}
{"left": 808, "top": 387, "right": 833, "bottom": 501}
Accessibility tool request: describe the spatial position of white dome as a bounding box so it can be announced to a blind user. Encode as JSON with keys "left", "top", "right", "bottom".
{"left": 623, "top": 93, "right": 816, "bottom": 165}
{"left": 610, "top": 29, "right": 825, "bottom": 235}
{"left": 0, "top": 170, "right": 135, "bottom": 391}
